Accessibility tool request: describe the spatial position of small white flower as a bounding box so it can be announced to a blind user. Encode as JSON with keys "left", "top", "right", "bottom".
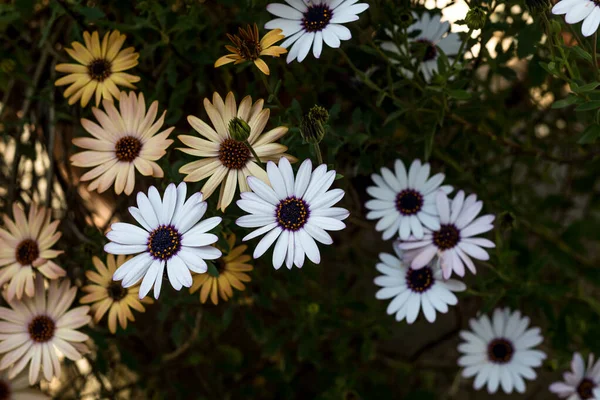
{"left": 236, "top": 157, "right": 349, "bottom": 269}
{"left": 104, "top": 182, "right": 222, "bottom": 299}
{"left": 265, "top": 0, "right": 369, "bottom": 63}
{"left": 552, "top": 0, "right": 600, "bottom": 38}
{"left": 381, "top": 13, "right": 461, "bottom": 82}
{"left": 374, "top": 247, "right": 466, "bottom": 324}
{"left": 549, "top": 352, "right": 600, "bottom": 399}
{"left": 397, "top": 190, "right": 495, "bottom": 279}
{"left": 458, "top": 308, "right": 547, "bottom": 394}
{"left": 364, "top": 159, "right": 451, "bottom": 241}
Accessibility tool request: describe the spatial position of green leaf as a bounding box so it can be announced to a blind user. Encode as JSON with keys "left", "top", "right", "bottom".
{"left": 577, "top": 124, "right": 600, "bottom": 144}
{"left": 207, "top": 261, "right": 219, "bottom": 277}
{"left": 571, "top": 46, "right": 593, "bottom": 62}
{"left": 575, "top": 101, "right": 600, "bottom": 111}
{"left": 551, "top": 95, "right": 579, "bottom": 109}
{"left": 76, "top": 6, "right": 106, "bottom": 20}
{"left": 448, "top": 89, "right": 472, "bottom": 100}
{"left": 571, "top": 82, "right": 600, "bottom": 93}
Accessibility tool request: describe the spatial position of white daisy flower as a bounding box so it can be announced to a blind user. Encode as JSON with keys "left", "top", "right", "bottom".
{"left": 236, "top": 157, "right": 349, "bottom": 269}
{"left": 265, "top": 0, "right": 369, "bottom": 63}
{"left": 458, "top": 308, "right": 547, "bottom": 394}
{"left": 373, "top": 247, "right": 466, "bottom": 324}
{"left": 549, "top": 352, "right": 600, "bottom": 399}
{"left": 0, "top": 276, "right": 91, "bottom": 385}
{"left": 381, "top": 13, "right": 461, "bottom": 82}
{"left": 552, "top": 0, "right": 600, "bottom": 38}
{"left": 104, "top": 182, "right": 222, "bottom": 299}
{"left": 397, "top": 190, "right": 495, "bottom": 279}
{"left": 364, "top": 159, "right": 451, "bottom": 241}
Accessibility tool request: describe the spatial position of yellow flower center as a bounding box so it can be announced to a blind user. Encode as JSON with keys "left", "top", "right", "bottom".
{"left": 87, "top": 58, "right": 112, "bottom": 82}
{"left": 28, "top": 315, "right": 55, "bottom": 343}
{"left": 115, "top": 136, "right": 142, "bottom": 162}
{"left": 219, "top": 138, "right": 251, "bottom": 170}
{"left": 15, "top": 239, "right": 39, "bottom": 266}
{"left": 107, "top": 282, "right": 128, "bottom": 301}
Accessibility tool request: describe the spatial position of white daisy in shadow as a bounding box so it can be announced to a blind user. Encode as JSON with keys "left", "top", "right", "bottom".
{"left": 381, "top": 13, "right": 461, "bottom": 82}
{"left": 374, "top": 247, "right": 466, "bottom": 324}
{"left": 458, "top": 308, "right": 546, "bottom": 394}
{"left": 552, "top": 0, "right": 600, "bottom": 37}
{"left": 365, "top": 159, "right": 451, "bottom": 241}
{"left": 104, "top": 182, "right": 222, "bottom": 299}
{"left": 265, "top": 0, "right": 369, "bottom": 63}
{"left": 0, "top": 276, "right": 91, "bottom": 385}
{"left": 397, "top": 190, "right": 495, "bottom": 279}
{"left": 550, "top": 352, "right": 600, "bottom": 399}
{"left": 236, "top": 157, "right": 349, "bottom": 269}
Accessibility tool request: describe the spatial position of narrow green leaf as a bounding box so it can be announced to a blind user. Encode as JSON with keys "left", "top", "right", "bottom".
{"left": 577, "top": 124, "right": 600, "bottom": 144}
{"left": 571, "top": 82, "right": 600, "bottom": 93}
{"left": 551, "top": 96, "right": 579, "bottom": 109}
{"left": 448, "top": 89, "right": 472, "bottom": 100}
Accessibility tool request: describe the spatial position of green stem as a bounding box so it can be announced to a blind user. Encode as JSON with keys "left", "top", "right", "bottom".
{"left": 450, "top": 28, "right": 474, "bottom": 71}
{"left": 259, "top": 72, "right": 285, "bottom": 109}
{"left": 313, "top": 142, "right": 323, "bottom": 165}
{"left": 245, "top": 141, "right": 264, "bottom": 168}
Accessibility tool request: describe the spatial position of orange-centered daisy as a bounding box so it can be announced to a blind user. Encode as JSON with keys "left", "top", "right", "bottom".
{"left": 0, "top": 204, "right": 65, "bottom": 300}
{"left": 215, "top": 24, "right": 287, "bottom": 75}
{"left": 190, "top": 233, "right": 252, "bottom": 305}
{"left": 70, "top": 91, "right": 174, "bottom": 196}
{"left": 55, "top": 30, "right": 140, "bottom": 107}
{"left": 81, "top": 255, "right": 153, "bottom": 334}
{"left": 178, "top": 92, "right": 296, "bottom": 211}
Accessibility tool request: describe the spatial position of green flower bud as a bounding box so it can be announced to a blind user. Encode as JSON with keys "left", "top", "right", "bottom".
{"left": 307, "top": 303, "right": 320, "bottom": 315}
{"left": 465, "top": 6, "right": 486, "bottom": 30}
{"left": 228, "top": 117, "right": 251, "bottom": 142}
{"left": 398, "top": 11, "right": 413, "bottom": 29}
{"left": 301, "top": 106, "right": 329, "bottom": 144}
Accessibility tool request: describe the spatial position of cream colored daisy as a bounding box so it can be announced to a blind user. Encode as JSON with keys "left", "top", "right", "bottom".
{"left": 55, "top": 30, "right": 140, "bottom": 107}
{"left": 80, "top": 255, "right": 153, "bottom": 334}
{"left": 0, "top": 204, "right": 65, "bottom": 301}
{"left": 178, "top": 92, "right": 296, "bottom": 211}
{"left": 0, "top": 276, "right": 91, "bottom": 385}
{"left": 0, "top": 369, "right": 48, "bottom": 399}
{"left": 190, "top": 233, "right": 252, "bottom": 305}
{"left": 70, "top": 91, "right": 174, "bottom": 196}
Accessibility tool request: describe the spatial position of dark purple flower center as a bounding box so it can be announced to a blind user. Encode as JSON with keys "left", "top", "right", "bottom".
{"left": 302, "top": 4, "right": 333, "bottom": 32}
{"left": 275, "top": 197, "right": 309, "bottom": 231}
{"left": 406, "top": 267, "right": 434, "bottom": 293}
{"left": 395, "top": 189, "right": 423, "bottom": 215}
{"left": 487, "top": 338, "right": 514, "bottom": 363}
{"left": 433, "top": 224, "right": 460, "bottom": 250}
{"left": 148, "top": 225, "right": 182, "bottom": 260}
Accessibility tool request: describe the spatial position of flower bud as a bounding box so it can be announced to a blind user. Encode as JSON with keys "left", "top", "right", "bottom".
{"left": 228, "top": 117, "right": 251, "bottom": 142}
{"left": 300, "top": 106, "right": 329, "bottom": 144}
{"left": 465, "top": 6, "right": 486, "bottom": 30}
{"left": 398, "top": 11, "right": 413, "bottom": 29}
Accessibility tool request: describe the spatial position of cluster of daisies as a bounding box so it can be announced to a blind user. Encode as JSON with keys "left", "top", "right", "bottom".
{"left": 363, "top": 159, "right": 597, "bottom": 397}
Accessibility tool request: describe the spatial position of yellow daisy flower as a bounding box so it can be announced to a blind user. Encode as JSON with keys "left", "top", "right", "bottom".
{"left": 190, "top": 234, "right": 253, "bottom": 305}
{"left": 80, "top": 254, "right": 153, "bottom": 334}
{"left": 215, "top": 24, "right": 287, "bottom": 75}
{"left": 178, "top": 91, "right": 296, "bottom": 211}
{"left": 0, "top": 204, "right": 65, "bottom": 300}
{"left": 70, "top": 91, "right": 174, "bottom": 195}
{"left": 55, "top": 30, "right": 140, "bottom": 107}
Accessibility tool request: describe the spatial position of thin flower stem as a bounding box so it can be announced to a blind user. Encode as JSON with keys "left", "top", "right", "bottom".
{"left": 245, "top": 141, "right": 265, "bottom": 168}
{"left": 450, "top": 28, "right": 474, "bottom": 71}
{"left": 259, "top": 72, "right": 285, "bottom": 110}
{"left": 313, "top": 142, "right": 323, "bottom": 165}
